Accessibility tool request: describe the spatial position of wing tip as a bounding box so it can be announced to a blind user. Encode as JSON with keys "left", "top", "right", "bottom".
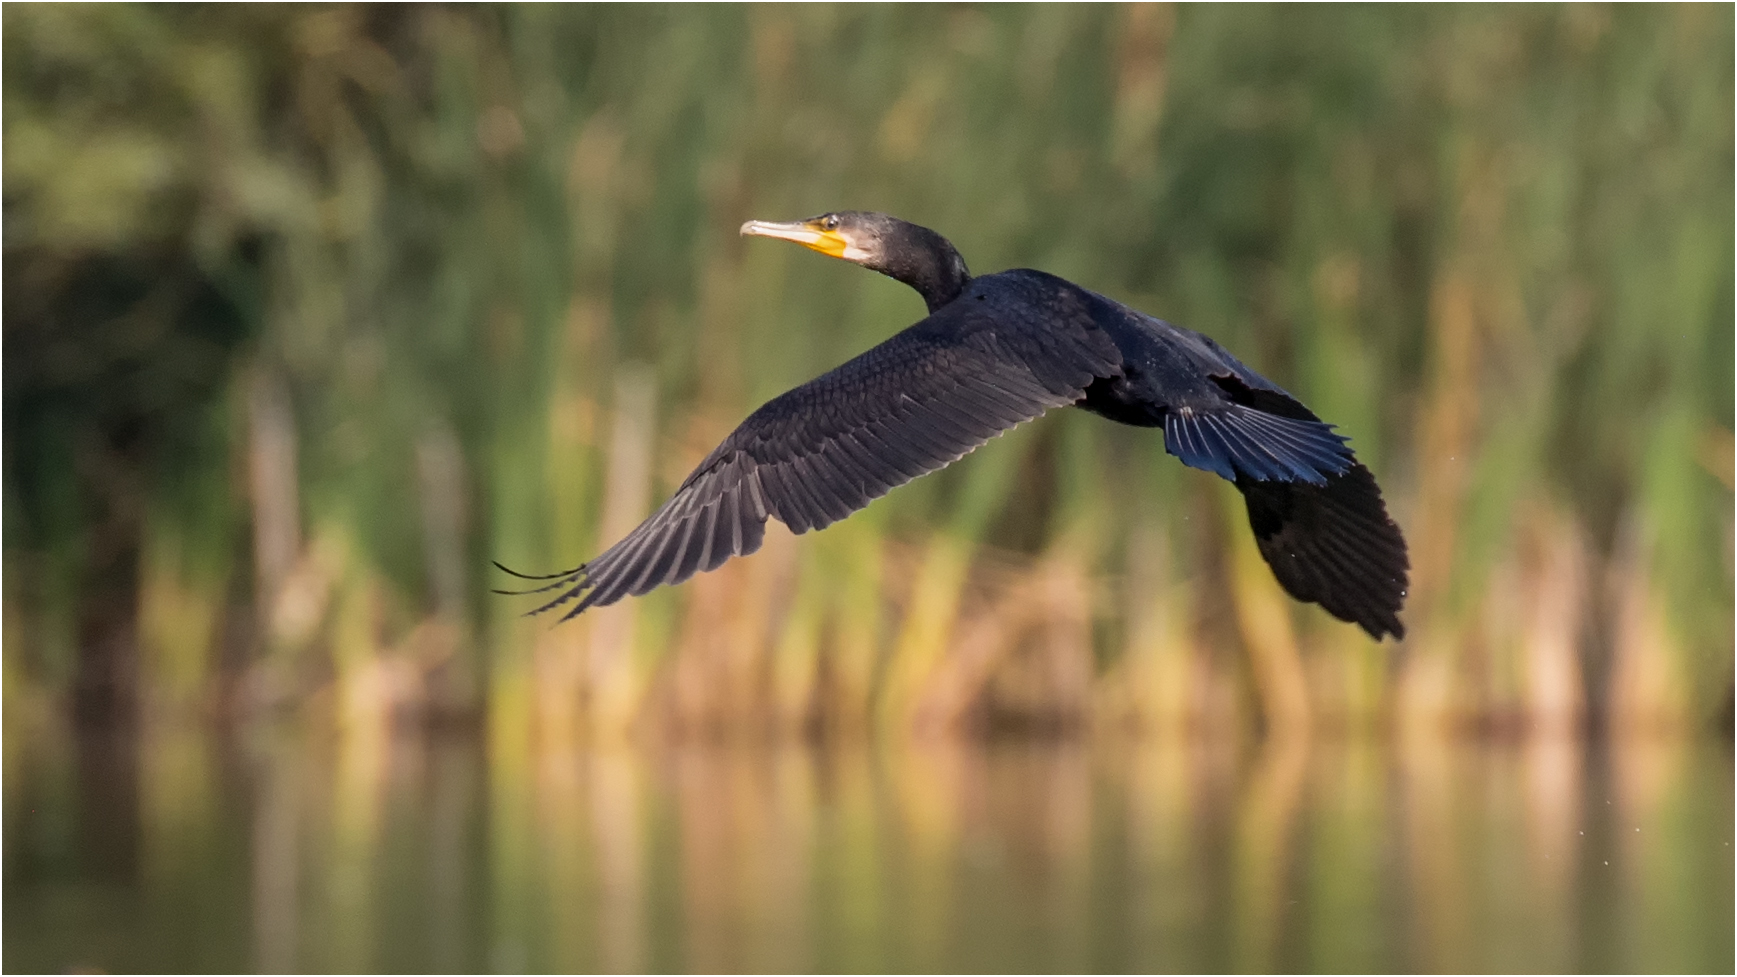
{"left": 1362, "top": 615, "right": 1406, "bottom": 642}
{"left": 1239, "top": 462, "right": 1412, "bottom": 641}
{"left": 490, "top": 561, "right": 598, "bottom": 621}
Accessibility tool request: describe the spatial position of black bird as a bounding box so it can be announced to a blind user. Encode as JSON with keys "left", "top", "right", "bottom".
{"left": 498, "top": 212, "right": 1409, "bottom": 639}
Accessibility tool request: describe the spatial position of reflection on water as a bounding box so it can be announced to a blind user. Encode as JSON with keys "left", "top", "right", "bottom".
{"left": 4, "top": 720, "right": 1731, "bottom": 974}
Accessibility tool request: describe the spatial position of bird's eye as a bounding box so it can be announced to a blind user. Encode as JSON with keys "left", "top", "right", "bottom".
{"left": 822, "top": 215, "right": 839, "bottom": 230}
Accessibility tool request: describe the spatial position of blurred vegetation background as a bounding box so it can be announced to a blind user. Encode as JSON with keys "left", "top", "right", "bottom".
{"left": 4, "top": 3, "right": 1732, "bottom": 739}
{"left": 6, "top": 7, "right": 1734, "bottom": 974}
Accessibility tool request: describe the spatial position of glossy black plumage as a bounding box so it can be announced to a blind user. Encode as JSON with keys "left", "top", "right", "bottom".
{"left": 499, "top": 212, "right": 1409, "bottom": 639}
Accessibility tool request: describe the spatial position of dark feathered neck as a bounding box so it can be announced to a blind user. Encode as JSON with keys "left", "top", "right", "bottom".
{"left": 872, "top": 223, "right": 973, "bottom": 312}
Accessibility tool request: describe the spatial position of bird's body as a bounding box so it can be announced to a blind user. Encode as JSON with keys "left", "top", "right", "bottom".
{"left": 499, "top": 213, "right": 1409, "bottom": 639}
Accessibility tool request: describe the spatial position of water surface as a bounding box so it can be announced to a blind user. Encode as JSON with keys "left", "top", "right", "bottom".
{"left": 5, "top": 722, "right": 1731, "bottom": 973}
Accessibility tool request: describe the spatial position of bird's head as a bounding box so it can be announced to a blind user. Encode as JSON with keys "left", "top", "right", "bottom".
{"left": 740, "top": 211, "right": 971, "bottom": 311}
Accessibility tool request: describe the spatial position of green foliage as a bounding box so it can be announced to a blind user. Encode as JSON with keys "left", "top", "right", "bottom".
{"left": 3, "top": 5, "right": 1730, "bottom": 720}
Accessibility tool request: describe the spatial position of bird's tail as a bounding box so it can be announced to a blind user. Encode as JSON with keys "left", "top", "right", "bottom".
{"left": 1235, "top": 462, "right": 1409, "bottom": 640}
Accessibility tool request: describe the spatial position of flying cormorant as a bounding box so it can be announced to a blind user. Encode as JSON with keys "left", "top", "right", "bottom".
{"left": 498, "top": 212, "right": 1409, "bottom": 639}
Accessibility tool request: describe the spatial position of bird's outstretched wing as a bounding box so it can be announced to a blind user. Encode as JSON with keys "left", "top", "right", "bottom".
{"left": 1239, "top": 462, "right": 1410, "bottom": 640}
{"left": 1092, "top": 309, "right": 1409, "bottom": 640}
{"left": 508, "top": 290, "right": 1121, "bottom": 621}
{"left": 1186, "top": 371, "right": 1409, "bottom": 640}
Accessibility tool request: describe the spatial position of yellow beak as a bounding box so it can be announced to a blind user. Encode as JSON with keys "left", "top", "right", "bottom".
{"left": 740, "top": 219, "right": 850, "bottom": 259}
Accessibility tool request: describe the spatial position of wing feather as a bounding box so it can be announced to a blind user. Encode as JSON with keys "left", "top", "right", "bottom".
{"left": 670, "top": 506, "right": 711, "bottom": 584}
{"left": 1238, "top": 462, "right": 1409, "bottom": 640}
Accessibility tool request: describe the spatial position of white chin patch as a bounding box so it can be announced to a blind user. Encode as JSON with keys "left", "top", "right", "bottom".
{"left": 841, "top": 244, "right": 874, "bottom": 262}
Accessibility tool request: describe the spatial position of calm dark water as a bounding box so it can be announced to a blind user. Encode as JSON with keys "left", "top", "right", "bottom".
{"left": 4, "top": 720, "right": 1731, "bottom": 973}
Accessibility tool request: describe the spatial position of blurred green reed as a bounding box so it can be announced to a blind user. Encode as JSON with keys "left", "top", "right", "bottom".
{"left": 3, "top": 5, "right": 1732, "bottom": 735}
